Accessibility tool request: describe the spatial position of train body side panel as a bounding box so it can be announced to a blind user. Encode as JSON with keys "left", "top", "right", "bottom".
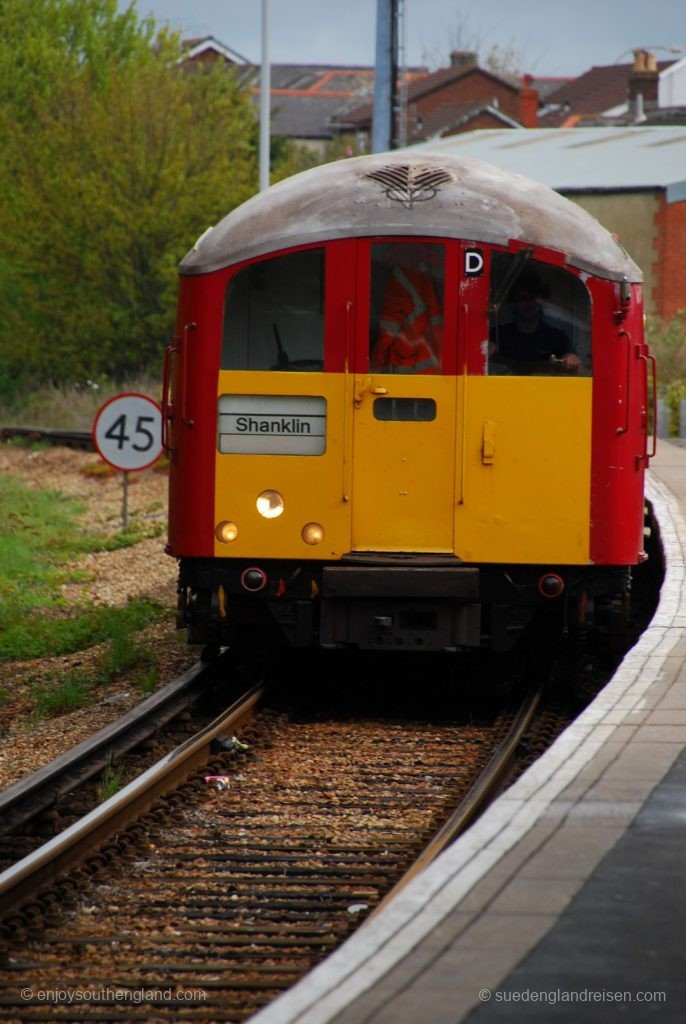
{"left": 455, "top": 376, "right": 592, "bottom": 564}
{"left": 589, "top": 281, "right": 647, "bottom": 564}
{"left": 167, "top": 274, "right": 222, "bottom": 557}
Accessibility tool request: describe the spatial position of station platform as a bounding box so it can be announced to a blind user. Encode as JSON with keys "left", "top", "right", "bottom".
{"left": 251, "top": 440, "right": 686, "bottom": 1024}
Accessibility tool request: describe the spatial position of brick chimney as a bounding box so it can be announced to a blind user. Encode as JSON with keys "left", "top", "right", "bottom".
{"left": 518, "top": 74, "right": 539, "bottom": 128}
{"left": 629, "top": 49, "right": 659, "bottom": 113}
{"left": 450, "top": 51, "right": 478, "bottom": 69}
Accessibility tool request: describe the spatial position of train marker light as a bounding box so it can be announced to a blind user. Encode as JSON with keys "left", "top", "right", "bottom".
{"left": 538, "top": 573, "right": 565, "bottom": 598}
{"left": 241, "top": 567, "right": 268, "bottom": 592}
{"left": 257, "top": 490, "right": 284, "bottom": 519}
{"left": 216, "top": 521, "right": 238, "bottom": 543}
{"left": 302, "top": 522, "right": 325, "bottom": 545}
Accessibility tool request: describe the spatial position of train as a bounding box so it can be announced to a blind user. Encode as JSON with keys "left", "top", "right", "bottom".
{"left": 164, "top": 151, "right": 653, "bottom": 663}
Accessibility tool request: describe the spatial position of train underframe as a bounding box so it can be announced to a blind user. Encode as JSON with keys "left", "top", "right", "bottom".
{"left": 177, "top": 555, "right": 632, "bottom": 656}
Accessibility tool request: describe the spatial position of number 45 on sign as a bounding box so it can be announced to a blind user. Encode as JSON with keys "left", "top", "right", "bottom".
{"left": 93, "top": 393, "right": 164, "bottom": 527}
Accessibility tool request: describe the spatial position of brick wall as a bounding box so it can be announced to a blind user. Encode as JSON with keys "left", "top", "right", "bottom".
{"left": 416, "top": 70, "right": 519, "bottom": 121}
{"left": 654, "top": 196, "right": 686, "bottom": 317}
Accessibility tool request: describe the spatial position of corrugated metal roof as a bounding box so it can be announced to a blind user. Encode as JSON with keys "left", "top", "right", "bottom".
{"left": 409, "top": 127, "right": 686, "bottom": 201}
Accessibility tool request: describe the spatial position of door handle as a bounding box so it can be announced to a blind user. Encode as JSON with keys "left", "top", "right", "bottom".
{"left": 354, "top": 376, "right": 389, "bottom": 406}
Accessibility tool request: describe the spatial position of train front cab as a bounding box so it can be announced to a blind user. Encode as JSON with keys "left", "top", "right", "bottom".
{"left": 170, "top": 235, "right": 649, "bottom": 656}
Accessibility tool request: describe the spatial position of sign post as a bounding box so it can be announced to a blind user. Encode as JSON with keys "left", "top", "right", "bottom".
{"left": 93, "top": 393, "right": 164, "bottom": 528}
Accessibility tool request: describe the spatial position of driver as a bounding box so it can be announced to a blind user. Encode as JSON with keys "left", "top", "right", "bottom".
{"left": 495, "top": 273, "right": 580, "bottom": 373}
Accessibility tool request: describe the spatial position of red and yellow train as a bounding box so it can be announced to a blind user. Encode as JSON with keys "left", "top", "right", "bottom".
{"left": 165, "top": 152, "right": 653, "bottom": 658}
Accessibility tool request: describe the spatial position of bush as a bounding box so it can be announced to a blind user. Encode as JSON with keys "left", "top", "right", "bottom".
{"left": 646, "top": 311, "right": 686, "bottom": 393}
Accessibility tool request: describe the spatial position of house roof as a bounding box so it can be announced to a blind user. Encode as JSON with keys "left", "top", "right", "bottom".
{"left": 539, "top": 60, "right": 677, "bottom": 126}
{"left": 181, "top": 36, "right": 250, "bottom": 66}
{"left": 407, "top": 126, "right": 686, "bottom": 202}
{"left": 264, "top": 64, "right": 375, "bottom": 97}
{"left": 252, "top": 63, "right": 424, "bottom": 140}
{"left": 341, "top": 61, "right": 519, "bottom": 128}
{"left": 409, "top": 101, "right": 521, "bottom": 141}
{"left": 267, "top": 94, "right": 364, "bottom": 139}
{"left": 530, "top": 76, "right": 573, "bottom": 101}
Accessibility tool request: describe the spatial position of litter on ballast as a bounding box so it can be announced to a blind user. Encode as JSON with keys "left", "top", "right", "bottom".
{"left": 204, "top": 775, "right": 231, "bottom": 791}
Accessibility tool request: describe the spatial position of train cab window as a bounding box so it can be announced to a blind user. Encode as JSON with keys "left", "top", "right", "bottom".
{"left": 222, "top": 248, "right": 325, "bottom": 371}
{"left": 488, "top": 254, "right": 591, "bottom": 376}
{"left": 369, "top": 242, "right": 445, "bottom": 374}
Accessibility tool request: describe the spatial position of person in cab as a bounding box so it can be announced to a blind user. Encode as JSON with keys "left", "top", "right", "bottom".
{"left": 494, "top": 272, "right": 580, "bottom": 374}
{"left": 370, "top": 250, "right": 444, "bottom": 374}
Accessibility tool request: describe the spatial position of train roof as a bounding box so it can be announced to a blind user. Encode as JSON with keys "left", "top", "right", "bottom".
{"left": 180, "top": 152, "right": 642, "bottom": 282}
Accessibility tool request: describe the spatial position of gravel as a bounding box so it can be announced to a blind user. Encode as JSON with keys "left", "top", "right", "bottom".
{"left": 0, "top": 443, "right": 198, "bottom": 790}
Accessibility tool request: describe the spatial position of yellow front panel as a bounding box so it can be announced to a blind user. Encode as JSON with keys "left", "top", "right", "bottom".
{"left": 214, "top": 372, "right": 351, "bottom": 559}
{"left": 455, "top": 376, "right": 592, "bottom": 564}
{"left": 351, "top": 375, "right": 456, "bottom": 552}
{"left": 214, "top": 372, "right": 591, "bottom": 565}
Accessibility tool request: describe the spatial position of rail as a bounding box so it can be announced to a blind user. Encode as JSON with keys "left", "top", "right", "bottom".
{"left": 0, "top": 682, "right": 264, "bottom": 919}
{"left": 371, "top": 684, "right": 543, "bottom": 916}
{"left": 0, "top": 426, "right": 93, "bottom": 449}
{"left": 0, "top": 660, "right": 217, "bottom": 836}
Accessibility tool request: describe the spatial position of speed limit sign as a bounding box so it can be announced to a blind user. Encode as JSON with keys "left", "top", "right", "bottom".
{"left": 93, "top": 393, "right": 164, "bottom": 471}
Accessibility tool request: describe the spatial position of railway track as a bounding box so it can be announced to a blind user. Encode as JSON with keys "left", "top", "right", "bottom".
{"left": 0, "top": 657, "right": 243, "bottom": 873}
{"left": 0, "top": 427, "right": 93, "bottom": 450}
{"left": 0, "top": 674, "right": 565, "bottom": 1022}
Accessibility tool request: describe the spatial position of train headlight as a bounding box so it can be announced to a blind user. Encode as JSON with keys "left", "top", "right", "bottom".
{"left": 302, "top": 522, "right": 325, "bottom": 545}
{"left": 257, "top": 490, "right": 284, "bottom": 519}
{"left": 216, "top": 521, "right": 238, "bottom": 543}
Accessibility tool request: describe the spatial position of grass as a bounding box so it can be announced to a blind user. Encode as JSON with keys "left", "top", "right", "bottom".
{"left": 96, "top": 759, "right": 124, "bottom": 803}
{"left": 0, "top": 472, "right": 165, "bottom": 663}
{"left": 0, "top": 374, "right": 162, "bottom": 431}
{"left": 28, "top": 613, "right": 162, "bottom": 719}
{"left": 32, "top": 673, "right": 90, "bottom": 718}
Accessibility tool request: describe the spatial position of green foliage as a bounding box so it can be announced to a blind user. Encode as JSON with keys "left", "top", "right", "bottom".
{"left": 270, "top": 134, "right": 362, "bottom": 185}
{"left": 96, "top": 758, "right": 123, "bottom": 802}
{"left": 0, "top": 471, "right": 164, "bottom": 660}
{"left": 101, "top": 615, "right": 142, "bottom": 678}
{"left": 137, "top": 665, "right": 159, "bottom": 694}
{"left": 32, "top": 673, "right": 91, "bottom": 718}
{"left": 0, "top": 374, "right": 162, "bottom": 430}
{"left": 1, "top": 596, "right": 164, "bottom": 662}
{"left": 0, "top": 0, "right": 258, "bottom": 395}
{"left": 28, "top": 609, "right": 162, "bottom": 717}
{"left": 646, "top": 311, "right": 686, "bottom": 392}
{"left": 646, "top": 312, "right": 686, "bottom": 437}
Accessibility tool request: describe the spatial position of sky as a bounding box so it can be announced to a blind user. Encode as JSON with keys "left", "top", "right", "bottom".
{"left": 130, "top": 0, "right": 686, "bottom": 79}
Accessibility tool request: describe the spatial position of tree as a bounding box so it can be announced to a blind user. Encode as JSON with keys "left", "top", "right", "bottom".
{"left": 0, "top": 0, "right": 258, "bottom": 391}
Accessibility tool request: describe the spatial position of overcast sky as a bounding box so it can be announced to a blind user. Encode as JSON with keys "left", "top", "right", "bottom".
{"left": 130, "top": 0, "right": 685, "bottom": 78}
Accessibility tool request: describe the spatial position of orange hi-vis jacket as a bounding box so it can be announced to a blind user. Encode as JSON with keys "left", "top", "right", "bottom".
{"left": 371, "top": 263, "right": 443, "bottom": 374}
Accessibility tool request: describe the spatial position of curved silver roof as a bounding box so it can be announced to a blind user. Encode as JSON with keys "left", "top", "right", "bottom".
{"left": 180, "top": 151, "right": 642, "bottom": 282}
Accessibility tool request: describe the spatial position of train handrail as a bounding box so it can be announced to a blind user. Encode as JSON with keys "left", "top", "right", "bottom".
{"left": 161, "top": 340, "right": 176, "bottom": 450}
{"left": 182, "top": 322, "right": 196, "bottom": 427}
{"left": 640, "top": 350, "right": 657, "bottom": 462}
{"left": 615, "top": 329, "right": 631, "bottom": 436}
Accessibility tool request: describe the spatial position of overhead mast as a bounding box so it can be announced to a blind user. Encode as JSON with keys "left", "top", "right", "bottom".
{"left": 372, "top": 0, "right": 400, "bottom": 152}
{"left": 259, "top": 0, "right": 270, "bottom": 191}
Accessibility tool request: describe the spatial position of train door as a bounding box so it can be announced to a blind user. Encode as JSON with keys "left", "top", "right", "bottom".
{"left": 349, "top": 240, "right": 459, "bottom": 553}
{"left": 214, "top": 242, "right": 354, "bottom": 561}
{"left": 455, "top": 250, "right": 594, "bottom": 565}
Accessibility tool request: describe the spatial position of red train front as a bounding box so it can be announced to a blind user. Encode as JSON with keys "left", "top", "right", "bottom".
{"left": 165, "top": 153, "right": 652, "bottom": 660}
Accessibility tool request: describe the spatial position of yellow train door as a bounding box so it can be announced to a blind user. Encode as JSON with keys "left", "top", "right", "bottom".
{"left": 350, "top": 240, "right": 458, "bottom": 553}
